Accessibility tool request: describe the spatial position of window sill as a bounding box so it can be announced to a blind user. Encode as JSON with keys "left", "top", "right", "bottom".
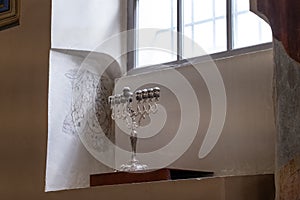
{"left": 127, "top": 42, "right": 273, "bottom": 76}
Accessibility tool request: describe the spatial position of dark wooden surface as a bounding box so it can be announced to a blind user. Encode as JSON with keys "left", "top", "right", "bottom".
{"left": 90, "top": 168, "right": 213, "bottom": 187}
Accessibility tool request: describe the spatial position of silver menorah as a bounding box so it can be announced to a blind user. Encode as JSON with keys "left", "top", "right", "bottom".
{"left": 108, "top": 86, "right": 160, "bottom": 171}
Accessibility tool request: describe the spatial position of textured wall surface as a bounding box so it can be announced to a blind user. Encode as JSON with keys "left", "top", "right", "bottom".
{"left": 274, "top": 39, "right": 300, "bottom": 200}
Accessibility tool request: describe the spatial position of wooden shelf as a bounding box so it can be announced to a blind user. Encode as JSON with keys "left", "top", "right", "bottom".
{"left": 90, "top": 168, "right": 213, "bottom": 187}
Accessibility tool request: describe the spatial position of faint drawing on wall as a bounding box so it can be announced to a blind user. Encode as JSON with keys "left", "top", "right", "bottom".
{"left": 46, "top": 50, "right": 121, "bottom": 191}
{"left": 63, "top": 69, "right": 114, "bottom": 153}
{"left": 0, "top": 0, "right": 19, "bottom": 30}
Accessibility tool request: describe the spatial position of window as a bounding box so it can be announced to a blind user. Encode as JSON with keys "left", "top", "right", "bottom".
{"left": 128, "top": 0, "right": 272, "bottom": 68}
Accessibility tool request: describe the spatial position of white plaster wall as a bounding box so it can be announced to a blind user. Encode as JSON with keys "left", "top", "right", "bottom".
{"left": 46, "top": 50, "right": 117, "bottom": 191}
{"left": 47, "top": 0, "right": 127, "bottom": 191}
{"left": 51, "top": 0, "right": 127, "bottom": 52}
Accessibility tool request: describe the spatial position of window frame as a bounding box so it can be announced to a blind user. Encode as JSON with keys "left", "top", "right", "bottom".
{"left": 127, "top": 0, "right": 273, "bottom": 72}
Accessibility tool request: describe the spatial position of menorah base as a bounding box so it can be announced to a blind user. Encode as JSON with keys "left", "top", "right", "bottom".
{"left": 119, "top": 159, "right": 148, "bottom": 172}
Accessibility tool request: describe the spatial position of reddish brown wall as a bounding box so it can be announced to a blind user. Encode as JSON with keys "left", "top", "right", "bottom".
{"left": 257, "top": 0, "right": 300, "bottom": 62}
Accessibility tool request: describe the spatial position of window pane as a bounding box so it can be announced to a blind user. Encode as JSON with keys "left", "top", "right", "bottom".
{"left": 234, "top": 0, "right": 249, "bottom": 12}
{"left": 183, "top": 0, "right": 226, "bottom": 58}
{"left": 232, "top": 0, "right": 272, "bottom": 49}
{"left": 215, "top": 0, "right": 226, "bottom": 17}
{"left": 193, "top": 0, "right": 213, "bottom": 22}
{"left": 194, "top": 22, "right": 214, "bottom": 53}
{"left": 184, "top": 0, "right": 193, "bottom": 25}
{"left": 136, "top": 0, "right": 177, "bottom": 68}
{"left": 215, "top": 18, "right": 227, "bottom": 52}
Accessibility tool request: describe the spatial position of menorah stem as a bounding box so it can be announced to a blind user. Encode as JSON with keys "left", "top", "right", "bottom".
{"left": 130, "top": 129, "right": 138, "bottom": 162}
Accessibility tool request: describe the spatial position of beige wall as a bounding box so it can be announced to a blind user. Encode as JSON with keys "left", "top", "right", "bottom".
{"left": 0, "top": 0, "right": 51, "bottom": 198}
{"left": 0, "top": 1, "right": 148, "bottom": 199}
{"left": 0, "top": 0, "right": 275, "bottom": 199}
{"left": 0, "top": 1, "right": 189, "bottom": 199}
